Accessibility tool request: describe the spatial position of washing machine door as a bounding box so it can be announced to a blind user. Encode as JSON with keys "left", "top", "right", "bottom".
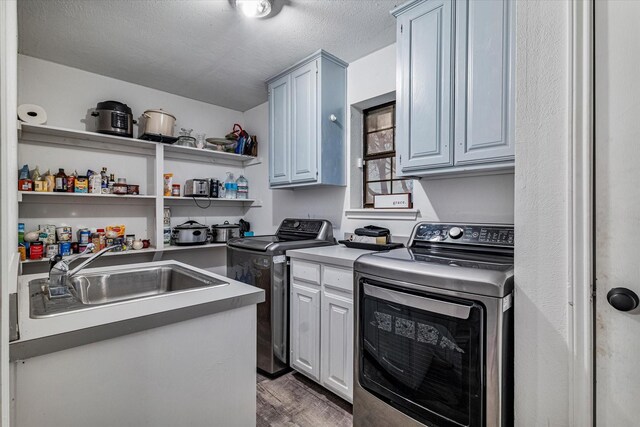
{"left": 358, "top": 279, "right": 485, "bottom": 427}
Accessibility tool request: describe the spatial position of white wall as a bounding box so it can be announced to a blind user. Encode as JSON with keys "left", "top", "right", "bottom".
{"left": 242, "top": 44, "right": 515, "bottom": 240}
{"left": 17, "top": 55, "right": 244, "bottom": 138}
{"left": 514, "top": 1, "right": 571, "bottom": 426}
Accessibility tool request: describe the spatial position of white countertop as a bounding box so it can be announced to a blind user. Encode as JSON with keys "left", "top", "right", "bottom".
{"left": 287, "top": 245, "right": 375, "bottom": 269}
{"left": 14, "top": 260, "right": 264, "bottom": 343}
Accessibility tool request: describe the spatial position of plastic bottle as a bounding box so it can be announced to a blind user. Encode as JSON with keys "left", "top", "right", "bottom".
{"left": 236, "top": 175, "right": 248, "bottom": 199}
{"left": 224, "top": 172, "right": 237, "bottom": 199}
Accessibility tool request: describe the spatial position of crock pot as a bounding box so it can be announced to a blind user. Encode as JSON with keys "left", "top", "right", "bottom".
{"left": 211, "top": 221, "right": 240, "bottom": 243}
{"left": 91, "top": 101, "right": 135, "bottom": 138}
{"left": 171, "top": 220, "right": 209, "bottom": 246}
{"left": 141, "top": 109, "right": 176, "bottom": 138}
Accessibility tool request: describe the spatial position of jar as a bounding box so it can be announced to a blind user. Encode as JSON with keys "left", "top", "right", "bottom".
{"left": 66, "top": 175, "right": 75, "bottom": 192}
{"left": 127, "top": 184, "right": 139, "bottom": 195}
{"left": 171, "top": 184, "right": 181, "bottom": 197}
{"left": 113, "top": 237, "right": 124, "bottom": 251}
{"left": 18, "top": 179, "right": 33, "bottom": 192}
{"left": 91, "top": 232, "right": 101, "bottom": 252}
{"left": 34, "top": 179, "right": 47, "bottom": 192}
{"left": 113, "top": 183, "right": 128, "bottom": 195}
{"left": 18, "top": 245, "right": 26, "bottom": 261}
{"left": 29, "top": 242, "right": 43, "bottom": 260}
{"left": 125, "top": 235, "right": 135, "bottom": 249}
{"left": 54, "top": 168, "right": 68, "bottom": 192}
{"left": 79, "top": 229, "right": 91, "bottom": 244}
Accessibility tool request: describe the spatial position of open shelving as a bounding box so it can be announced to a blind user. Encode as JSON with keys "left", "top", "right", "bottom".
{"left": 17, "top": 122, "right": 259, "bottom": 267}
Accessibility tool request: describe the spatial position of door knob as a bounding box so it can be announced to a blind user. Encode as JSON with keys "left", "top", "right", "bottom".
{"left": 607, "top": 287, "right": 640, "bottom": 312}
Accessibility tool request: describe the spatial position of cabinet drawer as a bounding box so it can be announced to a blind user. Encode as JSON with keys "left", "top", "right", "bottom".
{"left": 292, "top": 259, "right": 321, "bottom": 285}
{"left": 322, "top": 265, "right": 353, "bottom": 293}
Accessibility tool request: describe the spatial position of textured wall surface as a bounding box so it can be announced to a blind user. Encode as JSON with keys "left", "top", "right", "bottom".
{"left": 514, "top": 0, "right": 571, "bottom": 425}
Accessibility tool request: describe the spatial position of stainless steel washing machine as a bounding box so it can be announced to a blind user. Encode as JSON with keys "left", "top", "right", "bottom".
{"left": 353, "top": 222, "right": 514, "bottom": 427}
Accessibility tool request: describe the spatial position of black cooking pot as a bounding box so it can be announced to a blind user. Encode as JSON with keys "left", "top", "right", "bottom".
{"left": 91, "top": 100, "right": 135, "bottom": 138}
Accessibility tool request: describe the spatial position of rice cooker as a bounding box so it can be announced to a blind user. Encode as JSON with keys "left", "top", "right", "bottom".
{"left": 91, "top": 101, "right": 135, "bottom": 138}
{"left": 171, "top": 220, "right": 209, "bottom": 246}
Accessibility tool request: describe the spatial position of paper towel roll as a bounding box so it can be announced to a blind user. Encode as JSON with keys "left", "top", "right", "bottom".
{"left": 18, "top": 104, "right": 47, "bottom": 125}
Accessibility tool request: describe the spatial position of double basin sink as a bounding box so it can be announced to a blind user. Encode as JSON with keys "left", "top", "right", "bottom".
{"left": 30, "top": 264, "right": 228, "bottom": 318}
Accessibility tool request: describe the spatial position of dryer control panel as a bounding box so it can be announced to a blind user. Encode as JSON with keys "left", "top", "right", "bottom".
{"left": 412, "top": 223, "right": 514, "bottom": 247}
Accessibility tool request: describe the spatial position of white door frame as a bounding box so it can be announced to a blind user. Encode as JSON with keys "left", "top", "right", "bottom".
{"left": 569, "top": 0, "right": 594, "bottom": 426}
{"left": 0, "top": 1, "right": 18, "bottom": 426}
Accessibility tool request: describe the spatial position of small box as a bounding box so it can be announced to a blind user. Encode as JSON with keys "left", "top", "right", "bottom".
{"left": 374, "top": 193, "right": 412, "bottom": 209}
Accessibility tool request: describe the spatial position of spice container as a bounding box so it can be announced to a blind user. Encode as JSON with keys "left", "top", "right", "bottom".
{"left": 29, "top": 242, "right": 43, "bottom": 260}
{"left": 113, "top": 180, "right": 128, "bottom": 195}
{"left": 171, "top": 184, "right": 181, "bottom": 197}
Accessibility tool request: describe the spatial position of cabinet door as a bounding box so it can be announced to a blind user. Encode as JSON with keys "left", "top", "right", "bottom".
{"left": 290, "top": 282, "right": 321, "bottom": 381}
{"left": 321, "top": 290, "right": 354, "bottom": 402}
{"left": 454, "top": 0, "right": 514, "bottom": 164}
{"left": 396, "top": 0, "right": 454, "bottom": 174}
{"left": 269, "top": 74, "right": 291, "bottom": 185}
{"left": 290, "top": 61, "right": 318, "bottom": 183}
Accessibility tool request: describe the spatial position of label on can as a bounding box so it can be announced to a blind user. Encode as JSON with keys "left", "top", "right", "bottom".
{"left": 46, "top": 244, "right": 59, "bottom": 258}
{"left": 79, "top": 229, "right": 91, "bottom": 244}
{"left": 59, "top": 242, "right": 71, "bottom": 256}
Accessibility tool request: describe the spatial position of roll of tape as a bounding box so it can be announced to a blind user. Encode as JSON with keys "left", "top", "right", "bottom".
{"left": 17, "top": 104, "right": 47, "bottom": 125}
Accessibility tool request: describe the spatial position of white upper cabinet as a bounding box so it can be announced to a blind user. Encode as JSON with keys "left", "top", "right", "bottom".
{"left": 267, "top": 50, "right": 347, "bottom": 188}
{"left": 393, "top": 0, "right": 515, "bottom": 177}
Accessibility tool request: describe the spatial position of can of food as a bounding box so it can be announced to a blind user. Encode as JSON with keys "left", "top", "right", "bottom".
{"left": 18, "top": 245, "right": 26, "bottom": 261}
{"left": 171, "top": 184, "right": 181, "bottom": 197}
{"left": 56, "top": 226, "right": 72, "bottom": 242}
{"left": 29, "top": 242, "right": 43, "bottom": 260}
{"left": 79, "top": 229, "right": 91, "bottom": 244}
{"left": 59, "top": 242, "right": 71, "bottom": 256}
{"left": 113, "top": 237, "right": 124, "bottom": 252}
{"left": 46, "top": 243, "right": 58, "bottom": 258}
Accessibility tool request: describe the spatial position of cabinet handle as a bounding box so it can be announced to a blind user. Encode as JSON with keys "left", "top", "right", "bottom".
{"left": 329, "top": 114, "right": 337, "bottom": 122}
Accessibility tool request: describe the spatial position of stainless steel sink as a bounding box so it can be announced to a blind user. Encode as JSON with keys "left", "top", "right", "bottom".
{"left": 30, "top": 264, "right": 228, "bottom": 318}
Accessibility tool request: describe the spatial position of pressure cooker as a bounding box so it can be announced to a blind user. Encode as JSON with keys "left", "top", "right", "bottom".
{"left": 171, "top": 220, "right": 209, "bottom": 246}
{"left": 91, "top": 101, "right": 135, "bottom": 138}
{"left": 211, "top": 221, "right": 240, "bottom": 243}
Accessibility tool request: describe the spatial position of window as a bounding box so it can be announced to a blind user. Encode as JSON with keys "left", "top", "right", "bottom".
{"left": 363, "top": 102, "right": 411, "bottom": 208}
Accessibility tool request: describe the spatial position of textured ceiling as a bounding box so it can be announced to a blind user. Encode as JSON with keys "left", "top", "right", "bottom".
{"left": 18, "top": 0, "right": 399, "bottom": 111}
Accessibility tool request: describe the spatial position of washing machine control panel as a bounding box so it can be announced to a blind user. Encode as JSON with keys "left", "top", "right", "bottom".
{"left": 413, "top": 223, "right": 514, "bottom": 247}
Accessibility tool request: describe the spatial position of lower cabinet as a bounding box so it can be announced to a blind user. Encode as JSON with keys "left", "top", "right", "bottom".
{"left": 291, "top": 283, "right": 321, "bottom": 381}
{"left": 290, "top": 259, "right": 354, "bottom": 402}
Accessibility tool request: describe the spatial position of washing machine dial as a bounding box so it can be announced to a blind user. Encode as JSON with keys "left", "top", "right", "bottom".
{"left": 449, "top": 227, "right": 463, "bottom": 239}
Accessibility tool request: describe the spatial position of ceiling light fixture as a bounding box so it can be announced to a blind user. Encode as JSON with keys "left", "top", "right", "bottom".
{"left": 236, "top": 0, "right": 272, "bottom": 19}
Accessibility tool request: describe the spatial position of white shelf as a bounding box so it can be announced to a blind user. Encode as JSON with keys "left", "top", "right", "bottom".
{"left": 160, "top": 243, "right": 226, "bottom": 252}
{"left": 20, "top": 243, "right": 227, "bottom": 264}
{"left": 18, "top": 122, "right": 157, "bottom": 156}
{"left": 20, "top": 245, "right": 161, "bottom": 264}
{"left": 163, "top": 196, "right": 261, "bottom": 207}
{"left": 18, "top": 191, "right": 156, "bottom": 203}
{"left": 163, "top": 143, "right": 261, "bottom": 166}
{"left": 344, "top": 208, "right": 421, "bottom": 221}
{"left": 17, "top": 122, "right": 260, "bottom": 165}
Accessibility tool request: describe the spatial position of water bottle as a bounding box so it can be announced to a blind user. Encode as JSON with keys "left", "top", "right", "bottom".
{"left": 224, "top": 172, "right": 237, "bottom": 199}
{"left": 236, "top": 175, "right": 249, "bottom": 199}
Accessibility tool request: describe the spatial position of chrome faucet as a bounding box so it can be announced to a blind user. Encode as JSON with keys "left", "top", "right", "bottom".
{"left": 47, "top": 243, "right": 119, "bottom": 299}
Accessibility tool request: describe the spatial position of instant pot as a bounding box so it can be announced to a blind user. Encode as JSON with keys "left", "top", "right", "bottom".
{"left": 91, "top": 101, "right": 135, "bottom": 138}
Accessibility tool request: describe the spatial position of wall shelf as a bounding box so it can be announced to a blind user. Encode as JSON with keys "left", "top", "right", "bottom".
{"left": 163, "top": 144, "right": 260, "bottom": 166}
{"left": 164, "top": 196, "right": 261, "bottom": 207}
{"left": 18, "top": 191, "right": 156, "bottom": 203}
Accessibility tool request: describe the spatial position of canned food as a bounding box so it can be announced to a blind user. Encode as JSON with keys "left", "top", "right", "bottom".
{"left": 79, "top": 229, "right": 91, "bottom": 244}
{"left": 46, "top": 244, "right": 59, "bottom": 258}
{"left": 59, "top": 242, "right": 71, "bottom": 256}
{"left": 29, "top": 242, "right": 43, "bottom": 260}
{"left": 18, "top": 245, "right": 26, "bottom": 261}
{"left": 56, "top": 226, "right": 72, "bottom": 242}
{"left": 113, "top": 237, "right": 124, "bottom": 252}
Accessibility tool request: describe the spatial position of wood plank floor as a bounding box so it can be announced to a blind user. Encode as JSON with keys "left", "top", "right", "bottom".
{"left": 257, "top": 371, "right": 353, "bottom": 427}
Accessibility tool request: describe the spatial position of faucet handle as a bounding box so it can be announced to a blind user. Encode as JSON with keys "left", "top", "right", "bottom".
{"left": 49, "top": 254, "right": 63, "bottom": 272}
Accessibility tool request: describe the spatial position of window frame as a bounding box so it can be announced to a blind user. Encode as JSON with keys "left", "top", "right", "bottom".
{"left": 362, "top": 101, "right": 407, "bottom": 208}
